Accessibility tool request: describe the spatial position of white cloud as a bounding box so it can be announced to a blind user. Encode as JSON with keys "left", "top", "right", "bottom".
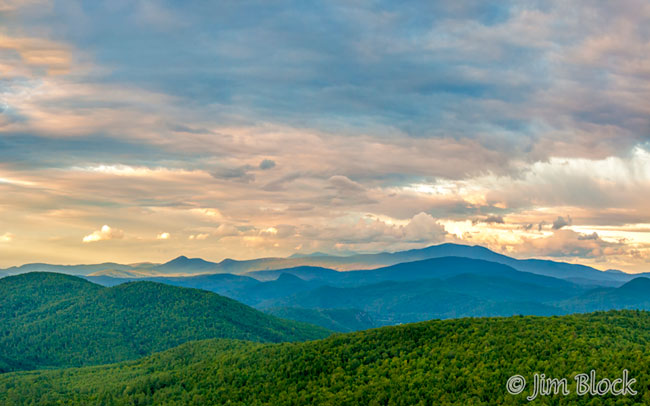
{"left": 517, "top": 229, "right": 626, "bottom": 259}
{"left": 213, "top": 224, "right": 240, "bottom": 239}
{"left": 190, "top": 208, "right": 223, "bottom": 220}
{"left": 0, "top": 176, "right": 35, "bottom": 187}
{"left": 187, "top": 224, "right": 239, "bottom": 241}
{"left": 0, "top": 232, "right": 14, "bottom": 243}
{"left": 260, "top": 227, "right": 278, "bottom": 236}
{"left": 82, "top": 225, "right": 124, "bottom": 243}
{"left": 72, "top": 164, "right": 197, "bottom": 178}
{"left": 157, "top": 232, "right": 170, "bottom": 240}
{"left": 403, "top": 212, "right": 447, "bottom": 242}
{"left": 302, "top": 212, "right": 447, "bottom": 245}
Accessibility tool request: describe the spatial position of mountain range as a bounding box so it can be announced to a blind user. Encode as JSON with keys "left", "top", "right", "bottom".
{"left": 77, "top": 255, "right": 650, "bottom": 331}
{"left": 3, "top": 244, "right": 650, "bottom": 333}
{"left": 1, "top": 243, "right": 644, "bottom": 286}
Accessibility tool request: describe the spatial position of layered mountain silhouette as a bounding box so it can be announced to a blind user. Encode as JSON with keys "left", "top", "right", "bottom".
{"left": 2, "top": 243, "right": 643, "bottom": 286}
{"left": 74, "top": 255, "right": 650, "bottom": 331}
{"left": 3, "top": 244, "right": 649, "bottom": 334}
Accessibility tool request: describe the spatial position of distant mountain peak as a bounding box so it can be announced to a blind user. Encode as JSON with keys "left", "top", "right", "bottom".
{"left": 275, "top": 273, "right": 306, "bottom": 282}
{"left": 164, "top": 255, "right": 212, "bottom": 265}
{"left": 618, "top": 277, "right": 650, "bottom": 291}
{"left": 154, "top": 256, "right": 218, "bottom": 274}
{"left": 169, "top": 255, "right": 190, "bottom": 262}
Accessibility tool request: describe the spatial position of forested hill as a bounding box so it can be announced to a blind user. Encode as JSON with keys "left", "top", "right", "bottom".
{"left": 2, "top": 310, "right": 650, "bottom": 405}
{"left": 0, "top": 272, "right": 330, "bottom": 373}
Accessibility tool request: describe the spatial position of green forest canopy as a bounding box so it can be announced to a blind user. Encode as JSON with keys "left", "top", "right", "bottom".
{"left": 0, "top": 272, "right": 329, "bottom": 372}
{"left": 2, "top": 310, "right": 649, "bottom": 405}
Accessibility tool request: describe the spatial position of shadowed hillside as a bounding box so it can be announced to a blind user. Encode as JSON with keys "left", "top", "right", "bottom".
{"left": 0, "top": 273, "right": 330, "bottom": 373}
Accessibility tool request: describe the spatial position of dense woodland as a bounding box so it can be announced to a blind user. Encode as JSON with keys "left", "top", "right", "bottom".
{"left": 265, "top": 307, "right": 377, "bottom": 332}
{"left": 2, "top": 311, "right": 650, "bottom": 405}
{"left": 0, "top": 273, "right": 329, "bottom": 372}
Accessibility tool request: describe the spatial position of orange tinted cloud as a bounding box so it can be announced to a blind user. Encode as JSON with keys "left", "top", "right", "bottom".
{"left": 0, "top": 34, "right": 70, "bottom": 76}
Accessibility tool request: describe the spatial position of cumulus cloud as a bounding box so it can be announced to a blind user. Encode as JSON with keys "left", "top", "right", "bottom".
{"left": 188, "top": 225, "right": 240, "bottom": 241}
{"left": 259, "top": 225, "right": 296, "bottom": 239}
{"left": 403, "top": 213, "right": 447, "bottom": 242}
{"left": 190, "top": 208, "right": 223, "bottom": 220}
{"left": 82, "top": 225, "right": 124, "bottom": 243}
{"left": 519, "top": 229, "right": 625, "bottom": 259}
{"left": 300, "top": 212, "right": 447, "bottom": 246}
{"left": 213, "top": 224, "right": 241, "bottom": 239}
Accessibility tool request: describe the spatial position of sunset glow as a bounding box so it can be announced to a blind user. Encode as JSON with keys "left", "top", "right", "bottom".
{"left": 1, "top": 1, "right": 649, "bottom": 272}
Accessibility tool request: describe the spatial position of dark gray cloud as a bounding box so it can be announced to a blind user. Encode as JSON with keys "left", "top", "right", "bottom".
{"left": 552, "top": 215, "right": 572, "bottom": 230}
{"left": 210, "top": 165, "right": 256, "bottom": 183}
{"left": 168, "top": 123, "right": 214, "bottom": 135}
{"left": 474, "top": 215, "right": 505, "bottom": 225}
{"left": 259, "top": 159, "right": 276, "bottom": 170}
{"left": 6, "top": 0, "right": 647, "bottom": 165}
{"left": 578, "top": 232, "right": 599, "bottom": 241}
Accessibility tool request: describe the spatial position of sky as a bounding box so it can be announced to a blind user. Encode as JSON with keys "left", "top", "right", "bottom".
{"left": 0, "top": 0, "right": 649, "bottom": 272}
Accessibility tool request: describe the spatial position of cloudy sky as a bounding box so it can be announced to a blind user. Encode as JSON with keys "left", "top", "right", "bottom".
{"left": 1, "top": 0, "right": 649, "bottom": 272}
